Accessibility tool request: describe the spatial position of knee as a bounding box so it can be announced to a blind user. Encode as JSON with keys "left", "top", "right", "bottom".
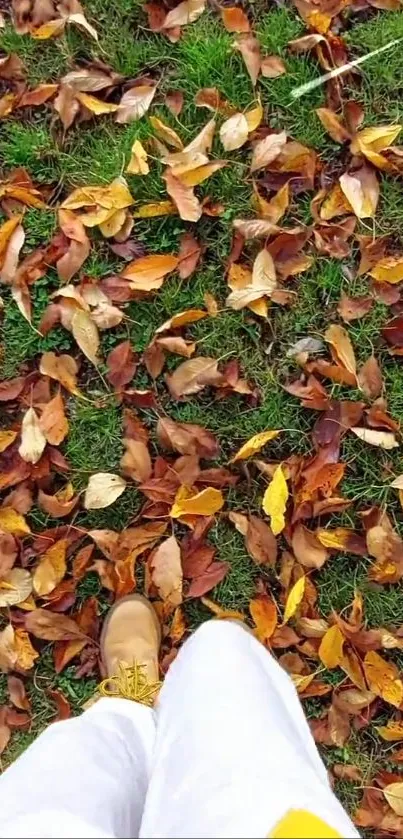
{"left": 191, "top": 618, "right": 249, "bottom": 649}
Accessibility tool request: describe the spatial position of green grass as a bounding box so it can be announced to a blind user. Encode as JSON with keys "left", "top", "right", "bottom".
{"left": 1, "top": 0, "right": 403, "bottom": 816}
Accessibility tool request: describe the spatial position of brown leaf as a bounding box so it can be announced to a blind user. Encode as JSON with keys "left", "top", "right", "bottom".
{"left": 178, "top": 232, "right": 202, "bottom": 279}
{"left": 164, "top": 169, "right": 202, "bottom": 222}
{"left": 39, "top": 391, "right": 68, "bottom": 445}
{"left": 106, "top": 341, "right": 137, "bottom": 389}
{"left": 337, "top": 292, "right": 373, "bottom": 323}
{"left": 163, "top": 0, "right": 205, "bottom": 28}
{"left": 187, "top": 561, "right": 229, "bottom": 597}
{"left": 166, "top": 356, "right": 222, "bottom": 399}
{"left": 150, "top": 535, "right": 183, "bottom": 606}
{"left": 165, "top": 89, "right": 184, "bottom": 116}
{"left": 0, "top": 532, "right": 18, "bottom": 577}
{"left": 220, "top": 112, "right": 249, "bottom": 151}
{"left": 7, "top": 675, "right": 30, "bottom": 711}
{"left": 292, "top": 524, "right": 329, "bottom": 569}
{"left": 260, "top": 55, "right": 286, "bottom": 78}
{"left": 220, "top": 6, "right": 250, "bottom": 32}
{"left": 157, "top": 417, "right": 219, "bottom": 458}
{"left": 56, "top": 210, "right": 90, "bottom": 284}
{"left": 122, "top": 253, "right": 179, "bottom": 291}
{"left": 37, "top": 486, "right": 78, "bottom": 518}
{"left": 333, "top": 763, "right": 363, "bottom": 783}
{"left": 358, "top": 356, "right": 383, "bottom": 400}
{"left": 245, "top": 515, "right": 277, "bottom": 566}
{"left": 48, "top": 688, "right": 71, "bottom": 720}
{"left": 234, "top": 34, "right": 261, "bottom": 86}
{"left": 120, "top": 438, "right": 152, "bottom": 482}
{"left": 325, "top": 324, "right": 357, "bottom": 380}
{"left": 25, "top": 609, "right": 87, "bottom": 641}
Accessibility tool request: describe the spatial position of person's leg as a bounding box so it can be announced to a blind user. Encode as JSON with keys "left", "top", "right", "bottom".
{"left": 140, "top": 620, "right": 358, "bottom": 839}
{"left": 0, "top": 596, "right": 161, "bottom": 839}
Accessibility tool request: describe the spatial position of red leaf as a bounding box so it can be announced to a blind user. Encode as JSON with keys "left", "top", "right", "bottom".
{"left": 187, "top": 561, "right": 229, "bottom": 597}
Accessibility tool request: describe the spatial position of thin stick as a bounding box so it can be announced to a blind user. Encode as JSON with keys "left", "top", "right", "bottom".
{"left": 291, "top": 37, "right": 403, "bottom": 100}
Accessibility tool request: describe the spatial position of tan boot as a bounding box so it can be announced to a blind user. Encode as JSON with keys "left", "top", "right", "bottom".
{"left": 99, "top": 595, "right": 161, "bottom": 706}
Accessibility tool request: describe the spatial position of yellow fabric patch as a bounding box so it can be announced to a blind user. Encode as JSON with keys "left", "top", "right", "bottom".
{"left": 270, "top": 809, "right": 341, "bottom": 838}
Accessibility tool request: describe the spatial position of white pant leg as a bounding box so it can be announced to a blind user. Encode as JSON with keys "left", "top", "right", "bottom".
{"left": 140, "top": 621, "right": 358, "bottom": 839}
{"left": 0, "top": 698, "right": 155, "bottom": 839}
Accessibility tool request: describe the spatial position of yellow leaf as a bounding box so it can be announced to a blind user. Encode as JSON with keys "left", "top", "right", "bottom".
{"left": 377, "top": 721, "right": 403, "bottom": 742}
{"left": 0, "top": 507, "right": 31, "bottom": 536}
{"left": 14, "top": 628, "right": 38, "bottom": 670}
{"left": 0, "top": 430, "right": 17, "bottom": 453}
{"left": 132, "top": 200, "right": 177, "bottom": 218}
{"left": 31, "top": 18, "right": 66, "bottom": 38}
{"left": 76, "top": 92, "right": 119, "bottom": 115}
{"left": 0, "top": 569, "right": 33, "bottom": 607}
{"left": 244, "top": 99, "right": 263, "bottom": 133}
{"left": 363, "top": 650, "right": 403, "bottom": 708}
{"left": 156, "top": 309, "right": 207, "bottom": 332}
{"left": 84, "top": 473, "right": 127, "bottom": 510}
{"left": 33, "top": 539, "right": 68, "bottom": 597}
{"left": 370, "top": 256, "right": 403, "bottom": 284}
{"left": 384, "top": 782, "right": 403, "bottom": 816}
{"left": 178, "top": 161, "right": 226, "bottom": 187}
{"left": 339, "top": 167, "right": 379, "bottom": 219}
{"left": 126, "top": 140, "right": 149, "bottom": 175}
{"left": 316, "top": 528, "right": 356, "bottom": 550}
{"left": 262, "top": 464, "right": 288, "bottom": 535}
{"left": 0, "top": 216, "right": 22, "bottom": 266}
{"left": 230, "top": 430, "right": 280, "bottom": 462}
{"left": 62, "top": 178, "right": 133, "bottom": 213}
{"left": 325, "top": 323, "right": 357, "bottom": 378}
{"left": 219, "top": 112, "right": 249, "bottom": 151}
{"left": 283, "top": 576, "right": 305, "bottom": 624}
{"left": 318, "top": 625, "right": 345, "bottom": 669}
{"left": 99, "top": 208, "right": 127, "bottom": 238}
{"left": 149, "top": 116, "right": 183, "bottom": 150}
{"left": 170, "top": 486, "right": 224, "bottom": 518}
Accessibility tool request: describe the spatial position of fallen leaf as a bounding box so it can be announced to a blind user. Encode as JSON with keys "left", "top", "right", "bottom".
{"left": 358, "top": 356, "right": 383, "bottom": 400}
{"left": 18, "top": 407, "right": 46, "bottom": 465}
{"left": 249, "top": 594, "right": 278, "bottom": 642}
{"left": 25, "top": 609, "right": 86, "bottom": 641}
{"left": 71, "top": 308, "right": 99, "bottom": 366}
{"left": 0, "top": 508, "right": 30, "bottom": 536}
{"left": 325, "top": 324, "right": 357, "bottom": 380}
{"left": 157, "top": 417, "right": 219, "bottom": 457}
{"left": 126, "top": 140, "right": 149, "bottom": 175}
{"left": 150, "top": 535, "right": 183, "bottom": 606}
{"left": 370, "top": 255, "right": 403, "bottom": 285}
{"left": 292, "top": 524, "right": 328, "bottom": 569}
{"left": 165, "top": 90, "right": 184, "bottom": 116}
{"left": 7, "top": 675, "right": 30, "bottom": 711}
{"left": 171, "top": 486, "right": 224, "bottom": 517}
{"left": 187, "top": 561, "right": 229, "bottom": 596}
{"left": 84, "top": 473, "right": 127, "bottom": 509}
{"left": 178, "top": 232, "right": 202, "bottom": 279}
{"left": 384, "top": 782, "right": 403, "bottom": 816}
{"left": 150, "top": 115, "right": 183, "bottom": 150}
{"left": 106, "top": 341, "right": 137, "bottom": 389}
{"left": 245, "top": 515, "right": 277, "bottom": 566}
{"left": 262, "top": 465, "right": 288, "bottom": 535}
{"left": 116, "top": 83, "right": 157, "bottom": 123}
{"left": 378, "top": 722, "right": 403, "bottom": 742}
{"left": 337, "top": 292, "right": 373, "bottom": 323}
{"left": 39, "top": 392, "right": 68, "bottom": 445}
{"left": 220, "top": 6, "right": 250, "bottom": 32}
{"left": 234, "top": 34, "right": 261, "bottom": 86}
{"left": 164, "top": 169, "right": 202, "bottom": 222}
{"left": 230, "top": 430, "right": 280, "bottom": 462}
{"left": 220, "top": 112, "right": 249, "bottom": 151}
{"left": 120, "top": 439, "right": 152, "bottom": 482}
{"left": 122, "top": 253, "right": 179, "bottom": 291}
{"left": 37, "top": 486, "right": 78, "bottom": 518}
{"left": 250, "top": 131, "right": 287, "bottom": 172}
{"left": 33, "top": 539, "right": 67, "bottom": 596}
{"left": 39, "top": 352, "right": 81, "bottom": 396}
{"left": 284, "top": 576, "right": 305, "bottom": 624}
{"left": 163, "top": 0, "right": 205, "bottom": 27}
{"left": 319, "top": 625, "right": 345, "bottom": 668}
{"left": 260, "top": 55, "right": 286, "bottom": 78}
{"left": 351, "top": 427, "right": 399, "bottom": 449}
{"left": 0, "top": 567, "right": 32, "bottom": 609}
{"left": 339, "top": 166, "right": 379, "bottom": 219}
{"left": 166, "top": 356, "right": 222, "bottom": 399}
{"left": 363, "top": 650, "right": 403, "bottom": 708}
{"left": 316, "top": 107, "right": 351, "bottom": 143}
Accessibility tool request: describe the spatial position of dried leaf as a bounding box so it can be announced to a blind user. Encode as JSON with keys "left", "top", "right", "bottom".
{"left": 39, "top": 351, "right": 81, "bottom": 396}
{"left": 325, "top": 324, "right": 357, "bottom": 380}
{"left": 166, "top": 356, "right": 222, "bottom": 399}
{"left": 378, "top": 722, "right": 403, "bottom": 742}
{"left": 84, "top": 473, "right": 126, "bottom": 509}
{"left": 157, "top": 417, "right": 219, "bottom": 458}
{"left": 8, "top": 675, "right": 30, "bottom": 711}
{"left": 230, "top": 430, "right": 280, "bottom": 462}
{"left": 384, "top": 782, "right": 403, "bottom": 816}
{"left": 0, "top": 568, "right": 32, "bottom": 607}
{"left": 245, "top": 516, "right": 277, "bottom": 566}
{"left": 116, "top": 84, "right": 157, "bottom": 123}
{"left": 0, "top": 508, "right": 30, "bottom": 536}
{"left": 33, "top": 539, "right": 67, "bottom": 596}
{"left": 126, "top": 140, "right": 149, "bottom": 175}
{"left": 319, "top": 625, "right": 345, "bottom": 668}
{"left": 358, "top": 356, "right": 383, "bottom": 400}
{"left": 178, "top": 232, "right": 202, "bottom": 279}
{"left": 150, "top": 535, "right": 183, "bottom": 606}
{"left": 370, "top": 256, "right": 403, "bottom": 285}
{"left": 39, "top": 392, "right": 68, "bottom": 445}
{"left": 164, "top": 169, "right": 202, "bottom": 222}
{"left": 120, "top": 439, "right": 152, "bottom": 482}
{"left": 339, "top": 166, "right": 379, "bottom": 219}
{"left": 25, "top": 609, "right": 86, "bottom": 641}
{"left": 363, "top": 650, "right": 403, "bottom": 708}
{"left": 249, "top": 594, "right": 277, "bottom": 642}
{"left": 234, "top": 34, "right": 261, "bottom": 86}
{"left": 19, "top": 407, "right": 46, "bottom": 465}
{"left": 250, "top": 131, "right": 287, "bottom": 173}
{"left": 163, "top": 0, "right": 205, "bottom": 27}
{"left": 260, "top": 55, "right": 286, "bottom": 78}
{"left": 284, "top": 576, "right": 305, "bottom": 624}
{"left": 262, "top": 465, "right": 288, "bottom": 535}
{"left": 292, "top": 524, "right": 329, "bottom": 569}
{"left": 220, "top": 112, "right": 249, "bottom": 151}
{"left": 351, "top": 427, "right": 399, "bottom": 449}
{"left": 106, "top": 341, "right": 136, "bottom": 389}
{"left": 71, "top": 308, "right": 100, "bottom": 366}
{"left": 171, "top": 486, "right": 224, "bottom": 517}
{"left": 122, "top": 253, "right": 179, "bottom": 291}
{"left": 220, "top": 6, "right": 250, "bottom": 32}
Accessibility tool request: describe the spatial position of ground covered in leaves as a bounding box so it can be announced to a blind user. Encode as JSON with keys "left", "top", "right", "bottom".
{"left": 1, "top": 0, "right": 403, "bottom": 829}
